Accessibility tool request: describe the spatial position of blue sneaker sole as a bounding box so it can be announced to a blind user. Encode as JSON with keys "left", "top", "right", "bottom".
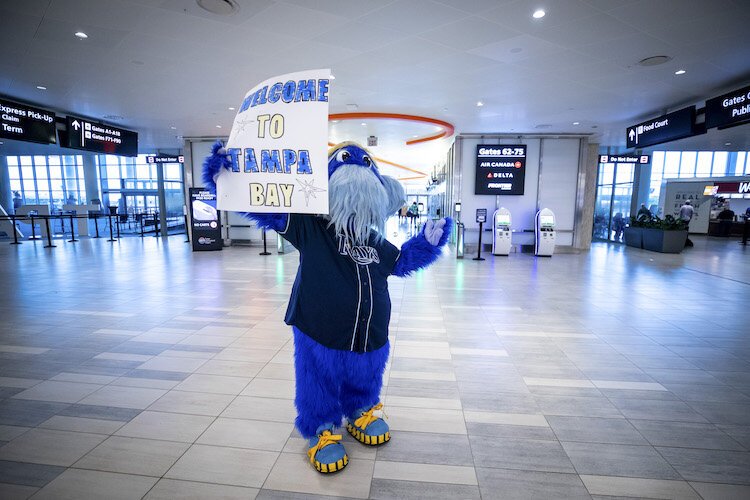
{"left": 313, "top": 454, "right": 348, "bottom": 473}
{"left": 347, "top": 423, "right": 390, "bottom": 445}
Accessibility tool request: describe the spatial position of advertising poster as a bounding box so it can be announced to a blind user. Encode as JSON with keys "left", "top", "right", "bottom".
{"left": 216, "top": 69, "right": 331, "bottom": 214}
{"left": 190, "top": 188, "right": 222, "bottom": 251}
{"left": 475, "top": 145, "right": 527, "bottom": 195}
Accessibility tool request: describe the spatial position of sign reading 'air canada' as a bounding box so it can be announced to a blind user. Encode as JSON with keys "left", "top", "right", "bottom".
{"left": 475, "top": 145, "right": 527, "bottom": 195}
{"left": 705, "top": 84, "right": 750, "bottom": 129}
{"left": 65, "top": 116, "right": 138, "bottom": 156}
{"left": 0, "top": 97, "right": 56, "bottom": 144}
{"left": 626, "top": 106, "right": 696, "bottom": 149}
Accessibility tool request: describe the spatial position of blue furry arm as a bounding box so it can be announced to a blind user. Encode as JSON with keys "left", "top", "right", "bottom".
{"left": 392, "top": 217, "right": 453, "bottom": 277}
{"left": 201, "top": 140, "right": 287, "bottom": 232}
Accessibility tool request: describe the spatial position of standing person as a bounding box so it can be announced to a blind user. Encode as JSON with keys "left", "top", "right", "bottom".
{"left": 12, "top": 191, "right": 22, "bottom": 213}
{"left": 612, "top": 212, "right": 625, "bottom": 242}
{"left": 717, "top": 204, "right": 735, "bottom": 237}
{"left": 679, "top": 200, "right": 695, "bottom": 247}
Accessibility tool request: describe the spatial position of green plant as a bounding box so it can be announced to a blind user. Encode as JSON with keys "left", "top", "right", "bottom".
{"left": 634, "top": 214, "right": 686, "bottom": 230}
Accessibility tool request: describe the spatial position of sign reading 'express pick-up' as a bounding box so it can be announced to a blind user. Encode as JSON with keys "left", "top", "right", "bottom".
{"left": 217, "top": 69, "right": 331, "bottom": 214}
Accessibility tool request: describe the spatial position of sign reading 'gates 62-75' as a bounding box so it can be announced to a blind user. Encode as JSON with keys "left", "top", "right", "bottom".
{"left": 475, "top": 145, "right": 527, "bottom": 195}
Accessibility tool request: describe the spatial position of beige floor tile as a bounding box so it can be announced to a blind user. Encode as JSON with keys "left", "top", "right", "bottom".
{"left": 263, "top": 452, "right": 374, "bottom": 498}
{"left": 0, "top": 428, "right": 105, "bottom": 466}
{"left": 580, "top": 475, "right": 700, "bottom": 499}
{"left": 114, "top": 411, "right": 214, "bottom": 442}
{"left": 385, "top": 395, "right": 462, "bottom": 410}
{"left": 689, "top": 482, "right": 750, "bottom": 500}
{"left": 464, "top": 410, "right": 550, "bottom": 427}
{"left": 0, "top": 377, "right": 42, "bottom": 388}
{"left": 12, "top": 381, "right": 102, "bottom": 403}
{"left": 179, "top": 335, "right": 236, "bottom": 348}
{"left": 221, "top": 396, "right": 296, "bottom": 423}
{"left": 132, "top": 331, "right": 189, "bottom": 344}
{"left": 196, "top": 417, "right": 293, "bottom": 451}
{"left": 195, "top": 325, "right": 249, "bottom": 337}
{"left": 94, "top": 352, "right": 153, "bottom": 362}
{"left": 241, "top": 378, "right": 295, "bottom": 399}
{"left": 165, "top": 444, "right": 278, "bottom": 488}
{"left": 524, "top": 377, "right": 595, "bottom": 388}
{"left": 174, "top": 374, "right": 251, "bottom": 395}
{"left": 110, "top": 377, "right": 179, "bottom": 390}
{"left": 386, "top": 407, "right": 467, "bottom": 434}
{"left": 389, "top": 370, "right": 457, "bottom": 382}
{"left": 32, "top": 468, "right": 157, "bottom": 500}
{"left": 74, "top": 436, "right": 189, "bottom": 476}
{"left": 0, "top": 482, "right": 38, "bottom": 500}
{"left": 78, "top": 385, "right": 167, "bottom": 409}
{"left": 195, "top": 359, "right": 265, "bottom": 377}
{"left": 50, "top": 373, "right": 117, "bottom": 384}
{"left": 255, "top": 363, "right": 295, "bottom": 380}
{"left": 148, "top": 390, "right": 234, "bottom": 416}
{"left": 145, "top": 478, "right": 259, "bottom": 500}
{"left": 0, "top": 425, "right": 30, "bottom": 441}
{"left": 373, "top": 460, "right": 478, "bottom": 485}
{"left": 213, "top": 348, "right": 278, "bottom": 363}
{"left": 39, "top": 416, "right": 125, "bottom": 434}
{"left": 137, "top": 356, "right": 208, "bottom": 373}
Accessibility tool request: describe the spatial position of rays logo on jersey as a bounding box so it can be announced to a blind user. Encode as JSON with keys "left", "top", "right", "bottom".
{"left": 338, "top": 236, "right": 380, "bottom": 265}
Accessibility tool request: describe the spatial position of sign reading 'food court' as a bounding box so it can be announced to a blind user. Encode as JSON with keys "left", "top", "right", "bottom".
{"left": 705, "top": 84, "right": 750, "bottom": 129}
{"left": 475, "top": 145, "right": 527, "bottom": 195}
{"left": 626, "top": 106, "right": 696, "bottom": 149}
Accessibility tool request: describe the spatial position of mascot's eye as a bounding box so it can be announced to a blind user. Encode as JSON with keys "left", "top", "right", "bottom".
{"left": 336, "top": 150, "right": 351, "bottom": 162}
{"left": 363, "top": 156, "right": 372, "bottom": 166}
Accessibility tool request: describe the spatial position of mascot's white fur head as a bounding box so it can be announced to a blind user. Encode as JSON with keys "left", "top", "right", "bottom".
{"left": 326, "top": 142, "right": 405, "bottom": 246}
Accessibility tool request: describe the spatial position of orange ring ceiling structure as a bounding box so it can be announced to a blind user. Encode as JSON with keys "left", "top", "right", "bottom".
{"left": 328, "top": 112, "right": 454, "bottom": 146}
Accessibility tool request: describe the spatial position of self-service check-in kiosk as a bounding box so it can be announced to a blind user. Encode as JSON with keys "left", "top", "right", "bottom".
{"left": 492, "top": 207, "right": 512, "bottom": 256}
{"left": 535, "top": 208, "right": 556, "bottom": 256}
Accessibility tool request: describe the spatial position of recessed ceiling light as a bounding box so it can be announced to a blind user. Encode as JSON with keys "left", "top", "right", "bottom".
{"left": 476, "top": 101, "right": 484, "bottom": 107}
{"left": 361, "top": 122, "right": 367, "bottom": 126}
{"left": 74, "top": 31, "right": 88, "bottom": 39}
{"left": 36, "top": 85, "right": 47, "bottom": 90}
{"left": 532, "top": 9, "right": 545, "bottom": 19}
{"left": 228, "top": 106, "right": 235, "bottom": 110}
{"left": 197, "top": 0, "right": 240, "bottom": 16}
{"left": 170, "top": 126, "right": 177, "bottom": 130}
{"left": 573, "top": 121, "right": 580, "bottom": 125}
{"left": 638, "top": 55, "right": 672, "bottom": 66}
{"left": 216, "top": 125, "right": 222, "bottom": 128}
{"left": 330, "top": 74, "right": 335, "bottom": 80}
{"left": 675, "top": 69, "right": 686, "bottom": 75}
{"left": 725, "top": 142, "right": 731, "bottom": 146}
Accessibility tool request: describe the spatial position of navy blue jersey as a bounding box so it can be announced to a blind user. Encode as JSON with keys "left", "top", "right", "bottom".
{"left": 279, "top": 214, "right": 400, "bottom": 352}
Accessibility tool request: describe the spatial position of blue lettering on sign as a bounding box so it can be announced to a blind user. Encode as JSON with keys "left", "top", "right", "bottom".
{"left": 231, "top": 149, "right": 314, "bottom": 175}
{"left": 238, "top": 79, "right": 330, "bottom": 111}
{"left": 297, "top": 150, "right": 312, "bottom": 174}
{"left": 261, "top": 150, "right": 284, "bottom": 173}
{"left": 244, "top": 148, "right": 258, "bottom": 172}
{"left": 227, "top": 148, "right": 241, "bottom": 172}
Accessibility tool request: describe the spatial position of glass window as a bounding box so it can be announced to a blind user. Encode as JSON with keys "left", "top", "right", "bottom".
{"left": 8, "top": 163, "right": 20, "bottom": 179}
{"left": 679, "top": 151, "right": 696, "bottom": 177}
{"left": 652, "top": 151, "right": 665, "bottom": 174}
{"left": 663, "top": 152, "right": 680, "bottom": 178}
{"left": 696, "top": 152, "right": 712, "bottom": 177}
{"left": 7, "top": 156, "right": 18, "bottom": 167}
{"left": 165, "top": 164, "right": 182, "bottom": 180}
{"left": 712, "top": 151, "right": 728, "bottom": 176}
{"left": 736, "top": 152, "right": 746, "bottom": 175}
{"left": 598, "top": 163, "right": 614, "bottom": 185}
{"left": 615, "top": 163, "right": 634, "bottom": 184}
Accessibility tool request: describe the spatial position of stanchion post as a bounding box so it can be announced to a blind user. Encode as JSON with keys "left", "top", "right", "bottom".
{"left": 44, "top": 217, "right": 56, "bottom": 248}
{"left": 68, "top": 214, "right": 78, "bottom": 243}
{"left": 140, "top": 215, "right": 145, "bottom": 238}
{"left": 116, "top": 214, "right": 121, "bottom": 239}
{"left": 259, "top": 229, "right": 271, "bottom": 255}
{"left": 93, "top": 214, "right": 100, "bottom": 238}
{"left": 473, "top": 222, "right": 485, "bottom": 261}
{"left": 10, "top": 215, "right": 21, "bottom": 245}
{"left": 30, "top": 214, "right": 37, "bottom": 240}
{"left": 107, "top": 214, "right": 116, "bottom": 242}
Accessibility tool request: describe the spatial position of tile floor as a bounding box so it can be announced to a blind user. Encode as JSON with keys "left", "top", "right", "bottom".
{"left": 0, "top": 231, "right": 749, "bottom": 499}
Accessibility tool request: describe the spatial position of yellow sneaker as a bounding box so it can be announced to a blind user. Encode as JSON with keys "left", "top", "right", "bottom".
{"left": 307, "top": 429, "right": 349, "bottom": 473}
{"left": 346, "top": 403, "right": 390, "bottom": 446}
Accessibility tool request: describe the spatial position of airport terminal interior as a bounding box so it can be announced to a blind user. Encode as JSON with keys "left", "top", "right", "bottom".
{"left": 1, "top": 1, "right": 750, "bottom": 499}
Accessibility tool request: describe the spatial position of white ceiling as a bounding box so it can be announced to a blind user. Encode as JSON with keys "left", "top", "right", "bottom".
{"left": 1, "top": 0, "right": 750, "bottom": 180}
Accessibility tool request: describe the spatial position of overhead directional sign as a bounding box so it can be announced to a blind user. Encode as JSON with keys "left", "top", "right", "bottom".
{"left": 0, "top": 97, "right": 57, "bottom": 144}
{"left": 599, "top": 154, "right": 650, "bottom": 164}
{"left": 626, "top": 106, "right": 696, "bottom": 149}
{"left": 147, "top": 155, "right": 184, "bottom": 164}
{"left": 65, "top": 116, "right": 138, "bottom": 156}
{"left": 705, "top": 84, "right": 750, "bottom": 129}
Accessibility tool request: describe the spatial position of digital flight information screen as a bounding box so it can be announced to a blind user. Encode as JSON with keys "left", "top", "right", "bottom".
{"left": 475, "top": 145, "right": 526, "bottom": 195}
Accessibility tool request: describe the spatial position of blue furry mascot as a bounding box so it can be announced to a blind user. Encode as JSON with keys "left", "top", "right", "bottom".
{"left": 204, "top": 141, "right": 452, "bottom": 473}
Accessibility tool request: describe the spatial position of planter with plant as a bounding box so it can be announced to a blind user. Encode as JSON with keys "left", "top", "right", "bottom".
{"left": 640, "top": 215, "right": 688, "bottom": 253}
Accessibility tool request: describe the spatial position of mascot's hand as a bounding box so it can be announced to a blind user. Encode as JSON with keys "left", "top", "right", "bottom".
{"left": 423, "top": 218, "right": 447, "bottom": 246}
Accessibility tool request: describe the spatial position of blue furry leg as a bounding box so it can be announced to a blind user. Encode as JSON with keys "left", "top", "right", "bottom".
{"left": 341, "top": 341, "right": 389, "bottom": 420}
{"left": 292, "top": 328, "right": 389, "bottom": 438}
{"left": 293, "top": 328, "right": 343, "bottom": 438}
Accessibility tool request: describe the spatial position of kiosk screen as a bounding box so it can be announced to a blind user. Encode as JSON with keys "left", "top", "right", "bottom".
{"left": 540, "top": 215, "right": 554, "bottom": 227}
{"left": 496, "top": 214, "right": 510, "bottom": 225}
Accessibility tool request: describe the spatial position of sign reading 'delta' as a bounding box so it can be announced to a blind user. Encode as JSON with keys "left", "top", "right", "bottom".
{"left": 626, "top": 106, "right": 696, "bottom": 149}
{"left": 66, "top": 116, "right": 138, "bottom": 156}
{"left": 217, "top": 69, "right": 331, "bottom": 214}
{"left": 475, "top": 145, "right": 527, "bottom": 195}
{"left": 0, "top": 97, "right": 56, "bottom": 144}
{"left": 147, "top": 155, "right": 184, "bottom": 164}
{"left": 705, "top": 84, "right": 750, "bottom": 129}
{"left": 599, "top": 154, "right": 650, "bottom": 164}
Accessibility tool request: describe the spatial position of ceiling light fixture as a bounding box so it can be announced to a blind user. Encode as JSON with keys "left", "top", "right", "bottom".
{"left": 36, "top": 85, "right": 47, "bottom": 90}
{"left": 216, "top": 125, "right": 222, "bottom": 128}
{"left": 228, "top": 106, "right": 235, "bottom": 110}
{"left": 725, "top": 142, "right": 731, "bottom": 146}
{"left": 476, "top": 101, "right": 484, "bottom": 107}
{"left": 197, "top": 0, "right": 240, "bottom": 16}
{"left": 638, "top": 55, "right": 672, "bottom": 66}
{"left": 532, "top": 9, "right": 545, "bottom": 19}
{"left": 170, "top": 126, "right": 177, "bottom": 130}
{"left": 675, "top": 69, "right": 686, "bottom": 75}
{"left": 361, "top": 122, "right": 367, "bottom": 126}
{"left": 74, "top": 31, "right": 88, "bottom": 39}
{"left": 573, "top": 121, "right": 580, "bottom": 125}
